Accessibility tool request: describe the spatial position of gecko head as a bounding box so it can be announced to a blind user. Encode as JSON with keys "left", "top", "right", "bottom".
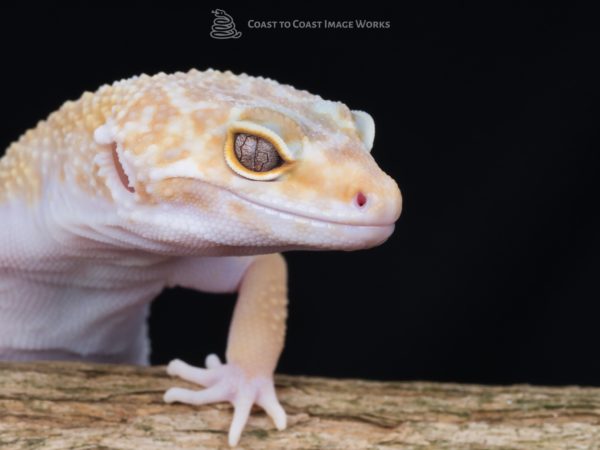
{"left": 93, "top": 70, "right": 402, "bottom": 254}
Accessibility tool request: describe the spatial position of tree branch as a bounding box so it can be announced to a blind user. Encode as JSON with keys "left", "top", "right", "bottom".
{"left": 0, "top": 361, "right": 598, "bottom": 449}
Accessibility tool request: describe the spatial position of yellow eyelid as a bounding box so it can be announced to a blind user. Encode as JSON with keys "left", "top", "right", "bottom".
{"left": 229, "top": 121, "right": 296, "bottom": 161}
{"left": 224, "top": 120, "right": 296, "bottom": 181}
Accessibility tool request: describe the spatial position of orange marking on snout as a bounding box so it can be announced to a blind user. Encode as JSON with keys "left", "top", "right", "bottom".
{"left": 282, "top": 160, "right": 373, "bottom": 204}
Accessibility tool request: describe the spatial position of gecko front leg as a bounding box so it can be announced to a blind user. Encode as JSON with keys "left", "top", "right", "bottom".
{"left": 164, "top": 253, "right": 288, "bottom": 446}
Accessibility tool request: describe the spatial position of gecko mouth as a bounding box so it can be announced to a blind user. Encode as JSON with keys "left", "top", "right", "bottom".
{"left": 235, "top": 192, "right": 396, "bottom": 230}
{"left": 230, "top": 191, "right": 396, "bottom": 249}
{"left": 181, "top": 177, "right": 396, "bottom": 229}
{"left": 159, "top": 176, "right": 396, "bottom": 230}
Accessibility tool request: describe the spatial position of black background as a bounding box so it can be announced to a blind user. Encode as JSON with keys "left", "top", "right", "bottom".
{"left": 1, "top": 5, "right": 598, "bottom": 386}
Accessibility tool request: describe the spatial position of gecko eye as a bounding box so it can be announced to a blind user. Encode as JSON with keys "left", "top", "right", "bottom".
{"left": 224, "top": 121, "right": 295, "bottom": 181}
{"left": 233, "top": 133, "right": 283, "bottom": 172}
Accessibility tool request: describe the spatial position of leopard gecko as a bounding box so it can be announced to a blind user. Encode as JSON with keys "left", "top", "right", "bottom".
{"left": 0, "top": 69, "right": 402, "bottom": 446}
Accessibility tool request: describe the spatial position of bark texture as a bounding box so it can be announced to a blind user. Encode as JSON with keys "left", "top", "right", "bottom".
{"left": 1, "top": 361, "right": 599, "bottom": 449}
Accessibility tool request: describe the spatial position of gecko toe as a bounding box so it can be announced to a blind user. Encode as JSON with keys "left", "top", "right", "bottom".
{"left": 205, "top": 353, "right": 223, "bottom": 369}
{"left": 164, "top": 383, "right": 230, "bottom": 406}
{"left": 166, "top": 358, "right": 219, "bottom": 386}
{"left": 257, "top": 382, "right": 287, "bottom": 430}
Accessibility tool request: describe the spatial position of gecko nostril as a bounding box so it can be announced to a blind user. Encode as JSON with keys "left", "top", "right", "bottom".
{"left": 355, "top": 191, "right": 367, "bottom": 208}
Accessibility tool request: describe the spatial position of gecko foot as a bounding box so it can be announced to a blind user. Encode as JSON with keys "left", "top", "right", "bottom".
{"left": 164, "top": 354, "right": 286, "bottom": 447}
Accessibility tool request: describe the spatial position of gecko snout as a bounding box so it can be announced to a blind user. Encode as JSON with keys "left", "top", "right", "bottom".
{"left": 350, "top": 181, "right": 402, "bottom": 226}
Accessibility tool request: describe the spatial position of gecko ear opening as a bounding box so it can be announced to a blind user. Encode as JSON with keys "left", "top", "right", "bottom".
{"left": 94, "top": 123, "right": 136, "bottom": 194}
{"left": 111, "top": 143, "right": 135, "bottom": 193}
{"left": 351, "top": 110, "right": 375, "bottom": 153}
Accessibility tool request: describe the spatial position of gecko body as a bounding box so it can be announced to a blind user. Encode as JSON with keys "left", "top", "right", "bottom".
{"left": 0, "top": 69, "right": 401, "bottom": 445}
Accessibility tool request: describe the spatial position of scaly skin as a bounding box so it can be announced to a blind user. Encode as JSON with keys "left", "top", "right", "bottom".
{"left": 0, "top": 69, "right": 402, "bottom": 446}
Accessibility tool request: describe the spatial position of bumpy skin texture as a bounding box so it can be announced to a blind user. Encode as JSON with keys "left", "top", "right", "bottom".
{"left": 0, "top": 69, "right": 402, "bottom": 446}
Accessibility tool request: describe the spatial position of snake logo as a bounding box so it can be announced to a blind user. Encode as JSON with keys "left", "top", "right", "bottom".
{"left": 210, "top": 9, "right": 242, "bottom": 39}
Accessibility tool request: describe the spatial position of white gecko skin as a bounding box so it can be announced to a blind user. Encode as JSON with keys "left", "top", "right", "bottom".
{"left": 0, "top": 69, "right": 402, "bottom": 446}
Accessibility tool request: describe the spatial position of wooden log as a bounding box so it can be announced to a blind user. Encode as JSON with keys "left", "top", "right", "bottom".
{"left": 0, "top": 361, "right": 599, "bottom": 449}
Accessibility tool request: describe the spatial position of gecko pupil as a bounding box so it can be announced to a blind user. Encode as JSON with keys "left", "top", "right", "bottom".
{"left": 234, "top": 133, "right": 283, "bottom": 172}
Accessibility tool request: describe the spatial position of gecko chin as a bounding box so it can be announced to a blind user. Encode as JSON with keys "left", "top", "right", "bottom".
{"left": 309, "top": 222, "right": 396, "bottom": 251}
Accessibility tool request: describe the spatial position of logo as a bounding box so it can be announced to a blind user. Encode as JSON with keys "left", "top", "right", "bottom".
{"left": 210, "top": 9, "right": 242, "bottom": 39}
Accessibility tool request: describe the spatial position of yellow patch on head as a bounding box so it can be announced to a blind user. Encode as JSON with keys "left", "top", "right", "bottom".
{"left": 153, "top": 178, "right": 212, "bottom": 209}
{"left": 279, "top": 147, "right": 378, "bottom": 205}
{"left": 157, "top": 148, "right": 190, "bottom": 166}
{"left": 239, "top": 107, "right": 305, "bottom": 145}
